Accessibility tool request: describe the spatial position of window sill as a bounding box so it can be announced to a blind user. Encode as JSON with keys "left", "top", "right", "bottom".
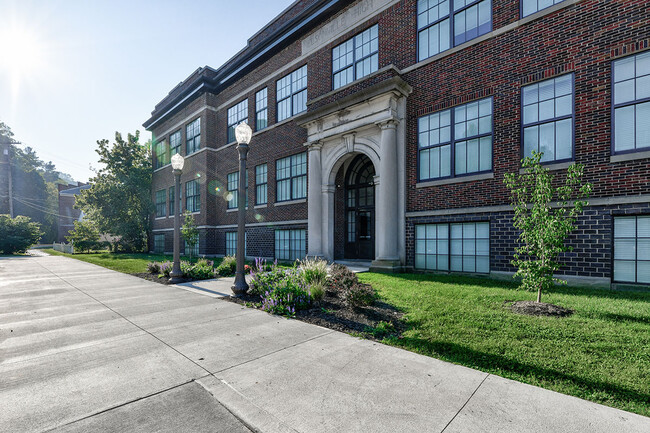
{"left": 155, "top": 217, "right": 167, "bottom": 220}
{"left": 610, "top": 150, "right": 650, "bottom": 163}
{"left": 254, "top": 204, "right": 267, "bottom": 209}
{"left": 275, "top": 198, "right": 307, "bottom": 207}
{"left": 519, "top": 161, "right": 572, "bottom": 173}
{"left": 226, "top": 207, "right": 249, "bottom": 213}
{"left": 416, "top": 172, "right": 494, "bottom": 188}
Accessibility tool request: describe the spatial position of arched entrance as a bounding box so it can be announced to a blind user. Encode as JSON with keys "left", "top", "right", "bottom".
{"left": 344, "top": 155, "right": 375, "bottom": 260}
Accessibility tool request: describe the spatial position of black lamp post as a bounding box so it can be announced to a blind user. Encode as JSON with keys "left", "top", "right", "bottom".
{"left": 170, "top": 153, "right": 185, "bottom": 284}
{"left": 231, "top": 122, "right": 252, "bottom": 296}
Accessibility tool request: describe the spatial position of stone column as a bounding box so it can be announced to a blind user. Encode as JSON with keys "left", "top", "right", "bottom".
{"left": 322, "top": 183, "right": 336, "bottom": 261}
{"left": 372, "top": 120, "right": 401, "bottom": 271}
{"left": 307, "top": 141, "right": 324, "bottom": 257}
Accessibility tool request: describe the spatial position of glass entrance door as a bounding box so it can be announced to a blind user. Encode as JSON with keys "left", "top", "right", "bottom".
{"left": 344, "top": 155, "right": 375, "bottom": 260}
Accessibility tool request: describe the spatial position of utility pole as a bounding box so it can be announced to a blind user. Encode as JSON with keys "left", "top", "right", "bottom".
{"left": 0, "top": 136, "right": 19, "bottom": 218}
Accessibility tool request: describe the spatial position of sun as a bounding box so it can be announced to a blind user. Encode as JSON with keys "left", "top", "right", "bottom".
{"left": 0, "top": 22, "right": 47, "bottom": 95}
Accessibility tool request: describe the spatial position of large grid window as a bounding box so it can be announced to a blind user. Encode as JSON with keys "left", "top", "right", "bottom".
{"left": 419, "top": 97, "right": 492, "bottom": 181}
{"left": 154, "top": 235, "right": 165, "bottom": 254}
{"left": 155, "top": 190, "right": 166, "bottom": 218}
{"left": 185, "top": 240, "right": 199, "bottom": 257}
{"left": 168, "top": 187, "right": 175, "bottom": 216}
{"left": 186, "top": 118, "right": 201, "bottom": 154}
{"left": 277, "top": 65, "right": 307, "bottom": 122}
{"left": 522, "top": 74, "right": 574, "bottom": 163}
{"left": 415, "top": 222, "right": 489, "bottom": 273}
{"left": 185, "top": 180, "right": 200, "bottom": 213}
{"left": 275, "top": 229, "right": 306, "bottom": 261}
{"left": 255, "top": 164, "right": 267, "bottom": 205}
{"left": 256, "top": 88, "right": 268, "bottom": 131}
{"left": 613, "top": 216, "right": 650, "bottom": 284}
{"left": 276, "top": 153, "right": 307, "bottom": 202}
{"left": 227, "top": 99, "right": 248, "bottom": 143}
{"left": 521, "top": 0, "right": 565, "bottom": 17}
{"left": 154, "top": 141, "right": 168, "bottom": 169}
{"left": 417, "top": 0, "right": 491, "bottom": 61}
{"left": 332, "top": 24, "right": 379, "bottom": 90}
{"left": 227, "top": 171, "right": 248, "bottom": 209}
{"left": 170, "top": 130, "right": 181, "bottom": 156}
{"left": 613, "top": 51, "right": 650, "bottom": 154}
{"left": 225, "top": 232, "right": 237, "bottom": 256}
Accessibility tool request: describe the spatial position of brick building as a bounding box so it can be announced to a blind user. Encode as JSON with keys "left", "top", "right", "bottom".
{"left": 144, "top": 0, "right": 650, "bottom": 288}
{"left": 57, "top": 183, "right": 90, "bottom": 243}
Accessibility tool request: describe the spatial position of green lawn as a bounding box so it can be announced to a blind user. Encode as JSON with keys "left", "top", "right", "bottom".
{"left": 42, "top": 249, "right": 222, "bottom": 274}
{"left": 359, "top": 272, "right": 650, "bottom": 417}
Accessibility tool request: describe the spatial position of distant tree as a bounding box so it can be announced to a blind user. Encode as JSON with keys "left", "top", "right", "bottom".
{"left": 0, "top": 214, "right": 43, "bottom": 254}
{"left": 76, "top": 131, "right": 152, "bottom": 252}
{"left": 181, "top": 210, "right": 199, "bottom": 259}
{"left": 504, "top": 151, "right": 592, "bottom": 303}
{"left": 65, "top": 220, "right": 101, "bottom": 253}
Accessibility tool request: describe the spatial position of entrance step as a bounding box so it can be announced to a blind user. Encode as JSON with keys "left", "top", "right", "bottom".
{"left": 332, "top": 260, "right": 371, "bottom": 273}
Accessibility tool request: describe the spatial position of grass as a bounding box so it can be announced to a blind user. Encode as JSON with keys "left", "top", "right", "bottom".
{"left": 42, "top": 249, "right": 222, "bottom": 274}
{"left": 359, "top": 272, "right": 650, "bottom": 417}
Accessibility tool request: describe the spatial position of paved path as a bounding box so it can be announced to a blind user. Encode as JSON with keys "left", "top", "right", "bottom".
{"left": 1, "top": 255, "right": 648, "bottom": 432}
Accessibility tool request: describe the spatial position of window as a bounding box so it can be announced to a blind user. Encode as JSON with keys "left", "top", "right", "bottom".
{"left": 185, "top": 180, "right": 200, "bottom": 213}
{"left": 521, "top": 0, "right": 565, "bottom": 17}
{"left": 255, "top": 163, "right": 267, "bottom": 205}
{"left": 154, "top": 234, "right": 165, "bottom": 254}
{"left": 170, "top": 130, "right": 181, "bottom": 156}
{"left": 275, "top": 229, "right": 306, "bottom": 261}
{"left": 276, "top": 153, "right": 307, "bottom": 202}
{"left": 185, "top": 239, "right": 199, "bottom": 257}
{"left": 415, "top": 221, "right": 489, "bottom": 273}
{"left": 613, "top": 216, "right": 650, "bottom": 284}
{"left": 277, "top": 65, "right": 307, "bottom": 122}
{"left": 227, "top": 171, "right": 248, "bottom": 209}
{"left": 186, "top": 118, "right": 201, "bottom": 154}
{"left": 613, "top": 51, "right": 650, "bottom": 154}
{"left": 169, "top": 187, "right": 175, "bottom": 216}
{"left": 418, "top": 97, "right": 492, "bottom": 181}
{"left": 154, "top": 140, "right": 168, "bottom": 169}
{"left": 332, "top": 24, "right": 379, "bottom": 90}
{"left": 522, "top": 74, "right": 574, "bottom": 163}
{"left": 417, "top": 0, "right": 491, "bottom": 61}
{"left": 225, "top": 232, "right": 237, "bottom": 256}
{"left": 256, "top": 88, "right": 268, "bottom": 131}
{"left": 155, "top": 190, "right": 166, "bottom": 218}
{"left": 227, "top": 99, "right": 248, "bottom": 143}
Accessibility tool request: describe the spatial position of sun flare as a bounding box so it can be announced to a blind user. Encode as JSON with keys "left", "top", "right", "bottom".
{"left": 0, "top": 23, "right": 47, "bottom": 95}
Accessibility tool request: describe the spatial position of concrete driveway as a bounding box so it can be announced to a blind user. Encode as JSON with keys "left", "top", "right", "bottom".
{"left": 1, "top": 255, "right": 648, "bottom": 432}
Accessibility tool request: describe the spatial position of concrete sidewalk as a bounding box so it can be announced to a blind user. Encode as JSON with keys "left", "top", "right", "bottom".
{"left": 1, "top": 255, "right": 647, "bottom": 432}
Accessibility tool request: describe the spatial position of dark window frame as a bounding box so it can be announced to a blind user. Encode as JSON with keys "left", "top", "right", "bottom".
{"left": 186, "top": 118, "right": 201, "bottom": 155}
{"left": 170, "top": 130, "right": 182, "bottom": 156}
{"left": 154, "top": 140, "right": 168, "bottom": 170}
{"left": 520, "top": 0, "right": 566, "bottom": 18}
{"left": 612, "top": 215, "right": 650, "bottom": 285}
{"left": 154, "top": 234, "right": 165, "bottom": 254}
{"left": 276, "top": 153, "right": 307, "bottom": 202}
{"left": 168, "top": 186, "right": 175, "bottom": 216}
{"left": 227, "top": 170, "right": 248, "bottom": 209}
{"left": 227, "top": 99, "right": 249, "bottom": 143}
{"left": 417, "top": 96, "right": 494, "bottom": 182}
{"left": 255, "top": 88, "right": 268, "bottom": 131}
{"left": 155, "top": 189, "right": 166, "bottom": 218}
{"left": 185, "top": 179, "right": 200, "bottom": 213}
{"left": 255, "top": 163, "right": 268, "bottom": 205}
{"left": 520, "top": 73, "right": 576, "bottom": 165}
{"left": 225, "top": 231, "right": 237, "bottom": 256}
{"left": 274, "top": 229, "right": 306, "bottom": 261}
{"left": 276, "top": 65, "right": 308, "bottom": 122}
{"left": 332, "top": 24, "right": 379, "bottom": 90}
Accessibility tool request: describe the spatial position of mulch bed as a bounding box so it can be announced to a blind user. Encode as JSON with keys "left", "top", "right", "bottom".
{"left": 133, "top": 272, "right": 194, "bottom": 285}
{"left": 509, "top": 300, "right": 573, "bottom": 317}
{"left": 224, "top": 291, "right": 405, "bottom": 341}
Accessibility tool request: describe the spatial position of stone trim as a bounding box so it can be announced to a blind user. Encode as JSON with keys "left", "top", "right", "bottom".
{"left": 519, "top": 161, "right": 572, "bottom": 173}
{"left": 416, "top": 172, "right": 494, "bottom": 188}
{"left": 274, "top": 198, "right": 307, "bottom": 207}
{"left": 610, "top": 150, "right": 650, "bottom": 163}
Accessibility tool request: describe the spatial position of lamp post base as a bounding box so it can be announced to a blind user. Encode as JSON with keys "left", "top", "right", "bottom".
{"left": 169, "top": 270, "right": 183, "bottom": 284}
{"left": 231, "top": 271, "right": 249, "bottom": 297}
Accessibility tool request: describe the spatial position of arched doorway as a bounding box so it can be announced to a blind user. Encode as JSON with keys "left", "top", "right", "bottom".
{"left": 344, "top": 155, "right": 375, "bottom": 260}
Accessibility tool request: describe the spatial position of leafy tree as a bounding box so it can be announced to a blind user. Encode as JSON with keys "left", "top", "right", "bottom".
{"left": 76, "top": 131, "right": 152, "bottom": 252}
{"left": 0, "top": 214, "right": 43, "bottom": 254}
{"left": 504, "top": 151, "right": 592, "bottom": 303}
{"left": 65, "top": 220, "right": 101, "bottom": 253}
{"left": 181, "top": 210, "right": 199, "bottom": 259}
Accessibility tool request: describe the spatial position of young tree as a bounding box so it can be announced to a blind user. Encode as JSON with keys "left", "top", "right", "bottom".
{"left": 181, "top": 210, "right": 199, "bottom": 260}
{"left": 504, "top": 151, "right": 592, "bottom": 303}
{"left": 0, "top": 214, "right": 43, "bottom": 254}
{"left": 76, "top": 131, "right": 152, "bottom": 252}
{"left": 65, "top": 220, "right": 101, "bottom": 253}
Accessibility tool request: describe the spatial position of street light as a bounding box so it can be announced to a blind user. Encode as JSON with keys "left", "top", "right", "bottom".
{"left": 170, "top": 153, "right": 185, "bottom": 284}
{"left": 231, "top": 121, "right": 252, "bottom": 296}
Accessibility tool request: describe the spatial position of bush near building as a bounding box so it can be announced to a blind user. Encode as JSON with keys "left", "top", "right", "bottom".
{"left": 0, "top": 214, "right": 43, "bottom": 254}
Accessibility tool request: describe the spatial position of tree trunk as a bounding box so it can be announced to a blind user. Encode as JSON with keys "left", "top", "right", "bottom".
{"left": 537, "top": 288, "right": 542, "bottom": 303}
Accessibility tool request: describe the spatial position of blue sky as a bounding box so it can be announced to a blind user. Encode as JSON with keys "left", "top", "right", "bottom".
{"left": 0, "top": 0, "right": 294, "bottom": 182}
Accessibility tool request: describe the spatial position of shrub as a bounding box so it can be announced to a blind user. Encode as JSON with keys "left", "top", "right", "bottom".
{"left": 65, "top": 220, "right": 100, "bottom": 253}
{"left": 0, "top": 214, "right": 43, "bottom": 254}
{"left": 249, "top": 267, "right": 288, "bottom": 297}
{"left": 216, "top": 255, "right": 237, "bottom": 277}
{"left": 158, "top": 261, "right": 172, "bottom": 278}
{"left": 309, "top": 281, "right": 325, "bottom": 303}
{"left": 147, "top": 262, "right": 161, "bottom": 274}
{"left": 326, "top": 264, "right": 358, "bottom": 295}
{"left": 298, "top": 257, "right": 328, "bottom": 285}
{"left": 184, "top": 260, "right": 215, "bottom": 280}
{"left": 260, "top": 276, "right": 311, "bottom": 317}
{"left": 343, "top": 283, "right": 377, "bottom": 309}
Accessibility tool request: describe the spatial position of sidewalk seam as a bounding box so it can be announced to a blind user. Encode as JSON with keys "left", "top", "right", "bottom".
{"left": 440, "top": 373, "right": 490, "bottom": 433}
